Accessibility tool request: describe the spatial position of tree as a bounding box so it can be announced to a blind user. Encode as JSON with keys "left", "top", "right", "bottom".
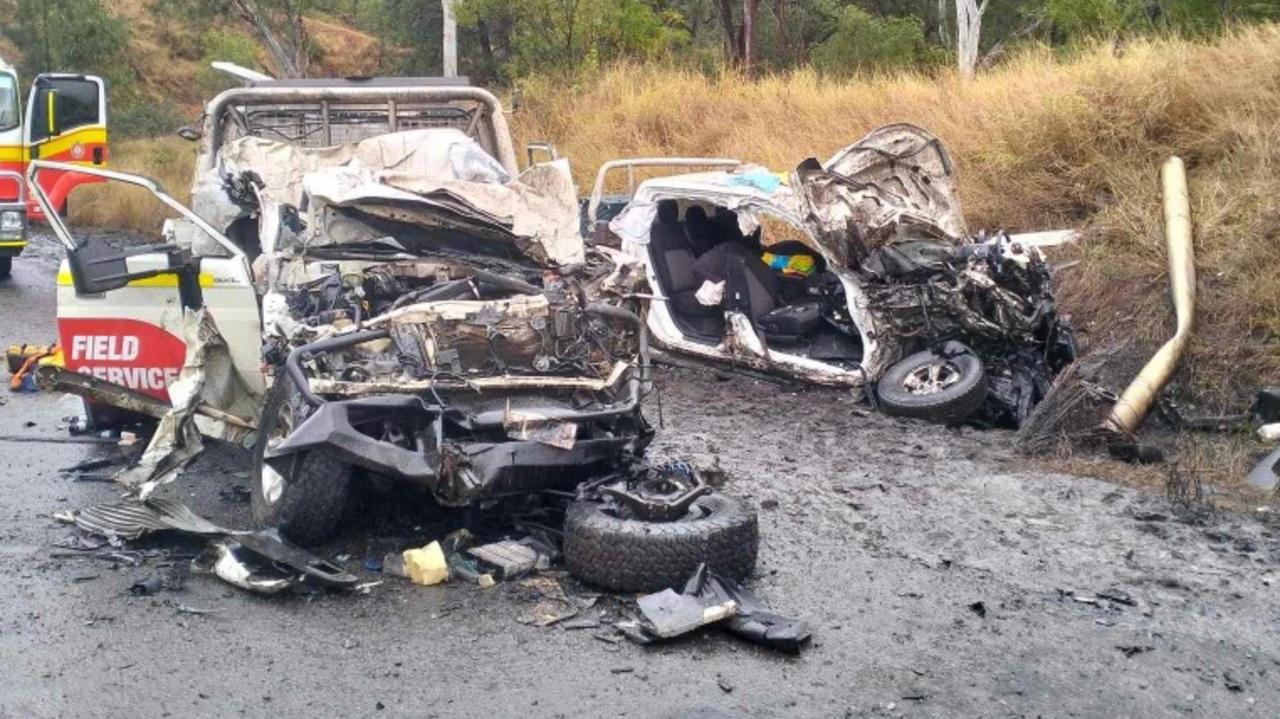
{"left": 155, "top": 0, "right": 314, "bottom": 78}
{"left": 956, "top": 0, "right": 988, "bottom": 79}
{"left": 0, "top": 0, "right": 128, "bottom": 78}
{"left": 812, "top": 6, "right": 940, "bottom": 75}
{"left": 454, "top": 0, "right": 688, "bottom": 78}
{"left": 742, "top": 0, "right": 760, "bottom": 72}
{"left": 227, "top": 0, "right": 310, "bottom": 78}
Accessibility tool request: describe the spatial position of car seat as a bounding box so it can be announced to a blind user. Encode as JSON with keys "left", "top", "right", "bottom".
{"left": 719, "top": 250, "right": 823, "bottom": 344}
{"left": 648, "top": 201, "right": 725, "bottom": 336}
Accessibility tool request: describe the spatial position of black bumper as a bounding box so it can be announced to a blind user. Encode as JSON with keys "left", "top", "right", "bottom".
{"left": 264, "top": 394, "right": 649, "bottom": 506}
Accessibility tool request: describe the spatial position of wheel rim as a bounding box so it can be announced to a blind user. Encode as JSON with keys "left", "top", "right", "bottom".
{"left": 260, "top": 397, "right": 298, "bottom": 508}
{"left": 902, "top": 360, "right": 962, "bottom": 395}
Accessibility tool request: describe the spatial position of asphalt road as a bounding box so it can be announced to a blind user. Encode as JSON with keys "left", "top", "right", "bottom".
{"left": 1, "top": 231, "right": 1278, "bottom": 718}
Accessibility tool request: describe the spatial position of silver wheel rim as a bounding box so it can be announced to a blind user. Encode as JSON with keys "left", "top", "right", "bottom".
{"left": 902, "top": 360, "right": 962, "bottom": 396}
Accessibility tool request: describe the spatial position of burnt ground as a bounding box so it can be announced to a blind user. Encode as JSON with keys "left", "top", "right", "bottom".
{"left": 1, "top": 230, "right": 1278, "bottom": 718}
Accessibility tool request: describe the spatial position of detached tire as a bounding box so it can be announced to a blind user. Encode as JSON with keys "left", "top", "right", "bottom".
{"left": 877, "top": 345, "right": 987, "bottom": 422}
{"left": 250, "top": 378, "right": 352, "bottom": 547}
{"left": 564, "top": 494, "right": 758, "bottom": 593}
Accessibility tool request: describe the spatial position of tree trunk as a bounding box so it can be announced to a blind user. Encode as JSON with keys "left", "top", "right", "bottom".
{"left": 713, "top": 0, "right": 740, "bottom": 64}
{"left": 772, "top": 0, "right": 789, "bottom": 64}
{"left": 955, "top": 0, "right": 987, "bottom": 80}
{"left": 232, "top": 0, "right": 305, "bottom": 78}
{"left": 742, "top": 0, "right": 759, "bottom": 75}
{"left": 441, "top": 0, "right": 457, "bottom": 77}
{"left": 937, "top": 0, "right": 950, "bottom": 46}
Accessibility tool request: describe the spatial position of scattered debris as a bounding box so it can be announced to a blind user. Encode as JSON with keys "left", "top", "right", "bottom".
{"left": 57, "top": 497, "right": 356, "bottom": 594}
{"left": 518, "top": 576, "right": 579, "bottom": 627}
{"left": 128, "top": 564, "right": 187, "bottom": 596}
{"left": 1117, "top": 645, "right": 1155, "bottom": 658}
{"left": 468, "top": 540, "right": 539, "bottom": 580}
{"left": 1246, "top": 444, "right": 1280, "bottom": 492}
{"left": 403, "top": 541, "right": 449, "bottom": 586}
{"left": 636, "top": 589, "right": 737, "bottom": 639}
{"left": 194, "top": 540, "right": 299, "bottom": 595}
{"left": 620, "top": 563, "right": 811, "bottom": 653}
{"left": 174, "top": 604, "right": 219, "bottom": 616}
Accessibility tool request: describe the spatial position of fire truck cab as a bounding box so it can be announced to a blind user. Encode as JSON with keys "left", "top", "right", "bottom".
{"left": 0, "top": 57, "right": 109, "bottom": 278}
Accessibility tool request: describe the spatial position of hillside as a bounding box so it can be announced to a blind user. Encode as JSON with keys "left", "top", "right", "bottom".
{"left": 2, "top": 0, "right": 384, "bottom": 120}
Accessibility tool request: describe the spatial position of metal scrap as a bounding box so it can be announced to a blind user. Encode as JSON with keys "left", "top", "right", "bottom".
{"left": 58, "top": 497, "right": 357, "bottom": 594}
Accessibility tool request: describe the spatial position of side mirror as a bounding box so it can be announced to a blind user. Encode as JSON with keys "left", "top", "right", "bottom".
{"left": 177, "top": 126, "right": 201, "bottom": 141}
{"left": 45, "top": 89, "right": 61, "bottom": 137}
{"left": 65, "top": 242, "right": 196, "bottom": 300}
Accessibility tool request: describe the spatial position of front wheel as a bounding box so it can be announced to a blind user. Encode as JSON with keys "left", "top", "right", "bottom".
{"left": 0, "top": 257, "right": 11, "bottom": 279}
{"left": 250, "top": 377, "right": 352, "bottom": 546}
{"left": 876, "top": 344, "right": 987, "bottom": 422}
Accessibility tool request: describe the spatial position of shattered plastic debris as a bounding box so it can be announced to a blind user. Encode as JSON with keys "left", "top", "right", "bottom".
{"left": 195, "top": 540, "right": 300, "bottom": 595}
{"left": 682, "top": 564, "right": 811, "bottom": 653}
{"left": 636, "top": 589, "right": 737, "bottom": 639}
{"left": 622, "top": 563, "right": 812, "bottom": 653}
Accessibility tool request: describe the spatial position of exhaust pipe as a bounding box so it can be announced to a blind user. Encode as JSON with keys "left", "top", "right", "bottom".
{"left": 1104, "top": 156, "right": 1197, "bottom": 437}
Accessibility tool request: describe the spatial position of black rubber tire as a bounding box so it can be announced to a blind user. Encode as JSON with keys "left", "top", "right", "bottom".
{"left": 564, "top": 493, "right": 759, "bottom": 593}
{"left": 250, "top": 377, "right": 352, "bottom": 546}
{"left": 0, "top": 257, "right": 11, "bottom": 278}
{"left": 877, "top": 345, "right": 987, "bottom": 422}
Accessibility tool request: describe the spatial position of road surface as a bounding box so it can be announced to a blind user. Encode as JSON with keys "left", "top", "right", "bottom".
{"left": 1, "top": 231, "right": 1277, "bottom": 718}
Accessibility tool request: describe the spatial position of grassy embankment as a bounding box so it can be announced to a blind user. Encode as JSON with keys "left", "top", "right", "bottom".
{"left": 76, "top": 27, "right": 1280, "bottom": 495}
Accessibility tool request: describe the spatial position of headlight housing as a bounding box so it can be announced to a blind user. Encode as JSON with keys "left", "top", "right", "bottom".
{"left": 0, "top": 210, "right": 24, "bottom": 234}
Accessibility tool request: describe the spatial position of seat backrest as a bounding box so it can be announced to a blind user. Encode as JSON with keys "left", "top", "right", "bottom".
{"left": 724, "top": 251, "right": 780, "bottom": 321}
{"left": 649, "top": 201, "right": 699, "bottom": 294}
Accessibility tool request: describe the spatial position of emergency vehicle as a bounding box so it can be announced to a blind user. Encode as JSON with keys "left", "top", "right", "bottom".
{"left": 0, "top": 56, "right": 108, "bottom": 277}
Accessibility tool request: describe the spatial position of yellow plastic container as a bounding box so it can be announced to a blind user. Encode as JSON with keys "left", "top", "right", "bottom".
{"left": 403, "top": 541, "right": 449, "bottom": 586}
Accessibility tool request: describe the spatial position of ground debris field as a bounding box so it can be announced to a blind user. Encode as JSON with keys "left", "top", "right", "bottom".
{"left": 2, "top": 234, "right": 1278, "bottom": 718}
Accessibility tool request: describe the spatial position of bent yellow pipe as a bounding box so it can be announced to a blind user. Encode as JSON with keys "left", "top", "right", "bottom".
{"left": 1104, "top": 156, "right": 1197, "bottom": 436}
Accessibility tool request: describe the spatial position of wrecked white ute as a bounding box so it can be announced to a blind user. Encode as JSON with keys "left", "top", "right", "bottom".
{"left": 602, "top": 124, "right": 1076, "bottom": 427}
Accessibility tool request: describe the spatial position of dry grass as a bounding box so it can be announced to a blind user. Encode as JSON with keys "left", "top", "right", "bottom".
{"left": 512, "top": 26, "right": 1280, "bottom": 415}
{"left": 69, "top": 137, "right": 195, "bottom": 232}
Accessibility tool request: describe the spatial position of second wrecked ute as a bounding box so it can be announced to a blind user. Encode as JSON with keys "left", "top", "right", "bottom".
{"left": 599, "top": 124, "right": 1076, "bottom": 427}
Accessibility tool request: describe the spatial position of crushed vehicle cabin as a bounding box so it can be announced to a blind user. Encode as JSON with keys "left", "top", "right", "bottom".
{"left": 32, "top": 75, "right": 758, "bottom": 593}
{"left": 591, "top": 124, "right": 1077, "bottom": 427}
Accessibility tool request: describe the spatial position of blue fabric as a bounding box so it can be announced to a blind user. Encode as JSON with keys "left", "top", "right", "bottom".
{"left": 727, "top": 170, "right": 782, "bottom": 193}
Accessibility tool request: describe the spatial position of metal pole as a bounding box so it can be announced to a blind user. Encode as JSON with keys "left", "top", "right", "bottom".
{"left": 442, "top": 0, "right": 458, "bottom": 78}
{"left": 1103, "top": 156, "right": 1197, "bottom": 436}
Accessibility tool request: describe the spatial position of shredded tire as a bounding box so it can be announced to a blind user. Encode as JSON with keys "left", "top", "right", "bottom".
{"left": 876, "top": 345, "right": 987, "bottom": 422}
{"left": 564, "top": 494, "right": 759, "bottom": 593}
{"left": 251, "top": 378, "right": 352, "bottom": 546}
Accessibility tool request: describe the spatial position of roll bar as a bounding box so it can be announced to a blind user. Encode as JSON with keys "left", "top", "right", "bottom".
{"left": 199, "top": 85, "right": 519, "bottom": 176}
{"left": 586, "top": 157, "right": 743, "bottom": 226}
